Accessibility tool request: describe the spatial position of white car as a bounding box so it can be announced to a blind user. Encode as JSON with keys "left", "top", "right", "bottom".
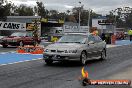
{"left": 43, "top": 33, "right": 106, "bottom": 65}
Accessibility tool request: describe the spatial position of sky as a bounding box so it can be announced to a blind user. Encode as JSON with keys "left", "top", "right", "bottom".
{"left": 7, "top": 0, "right": 132, "bottom": 15}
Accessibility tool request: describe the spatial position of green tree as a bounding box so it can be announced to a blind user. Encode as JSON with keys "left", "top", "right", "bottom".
{"left": 72, "top": 6, "right": 101, "bottom": 26}
{"left": 0, "top": 3, "right": 5, "bottom": 20}
{"left": 35, "top": 2, "right": 47, "bottom": 17}
{"left": 15, "top": 5, "right": 34, "bottom": 16}
{"left": 72, "top": 6, "right": 83, "bottom": 24}
{"left": 108, "top": 7, "right": 132, "bottom": 28}
{"left": 125, "top": 12, "right": 132, "bottom": 28}
{"left": 0, "top": 0, "right": 13, "bottom": 20}
{"left": 49, "top": 10, "right": 59, "bottom": 19}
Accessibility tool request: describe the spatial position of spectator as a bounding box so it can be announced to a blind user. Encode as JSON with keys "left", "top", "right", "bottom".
{"left": 128, "top": 29, "right": 132, "bottom": 41}
{"left": 101, "top": 33, "right": 106, "bottom": 41}
{"left": 91, "top": 27, "right": 99, "bottom": 36}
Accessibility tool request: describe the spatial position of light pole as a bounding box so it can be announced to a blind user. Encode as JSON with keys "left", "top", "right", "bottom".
{"left": 78, "top": 1, "right": 81, "bottom": 30}
{"left": 111, "top": 9, "right": 118, "bottom": 35}
{"left": 87, "top": 9, "right": 92, "bottom": 33}
{"left": 78, "top": 9, "right": 81, "bottom": 29}
{"left": 78, "top": 1, "right": 84, "bottom": 30}
{"left": 35, "top": 0, "right": 39, "bottom": 16}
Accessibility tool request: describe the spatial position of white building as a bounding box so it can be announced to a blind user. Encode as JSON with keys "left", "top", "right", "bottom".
{"left": 92, "top": 16, "right": 114, "bottom": 34}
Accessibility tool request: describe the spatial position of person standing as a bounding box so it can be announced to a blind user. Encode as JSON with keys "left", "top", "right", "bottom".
{"left": 128, "top": 29, "right": 132, "bottom": 41}
{"left": 91, "top": 27, "right": 99, "bottom": 36}
{"left": 101, "top": 33, "right": 106, "bottom": 41}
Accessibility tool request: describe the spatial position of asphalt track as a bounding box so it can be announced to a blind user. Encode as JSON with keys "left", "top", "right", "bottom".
{"left": 0, "top": 45, "right": 132, "bottom": 88}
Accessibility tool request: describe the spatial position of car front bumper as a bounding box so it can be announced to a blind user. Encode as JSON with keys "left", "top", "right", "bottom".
{"left": 43, "top": 53, "right": 80, "bottom": 61}
{"left": 1, "top": 41, "right": 19, "bottom": 46}
{"left": 0, "top": 39, "right": 2, "bottom": 44}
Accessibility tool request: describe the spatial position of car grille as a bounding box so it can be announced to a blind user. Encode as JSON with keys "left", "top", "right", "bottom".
{"left": 57, "top": 50, "right": 64, "bottom": 53}
{"left": 51, "top": 50, "right": 56, "bottom": 53}
{"left": 7, "top": 40, "right": 13, "bottom": 42}
{"left": 50, "top": 50, "right": 64, "bottom": 53}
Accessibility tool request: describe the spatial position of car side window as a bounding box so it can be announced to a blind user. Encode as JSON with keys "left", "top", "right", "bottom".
{"left": 20, "top": 33, "right": 26, "bottom": 37}
{"left": 88, "top": 35, "right": 95, "bottom": 42}
{"left": 94, "top": 36, "right": 102, "bottom": 42}
{"left": 26, "top": 33, "right": 32, "bottom": 37}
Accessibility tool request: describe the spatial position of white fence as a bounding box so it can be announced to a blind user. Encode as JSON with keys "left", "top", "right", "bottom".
{"left": 63, "top": 25, "right": 89, "bottom": 33}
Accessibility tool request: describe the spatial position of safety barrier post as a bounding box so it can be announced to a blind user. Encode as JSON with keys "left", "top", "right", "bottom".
{"left": 111, "top": 34, "right": 116, "bottom": 44}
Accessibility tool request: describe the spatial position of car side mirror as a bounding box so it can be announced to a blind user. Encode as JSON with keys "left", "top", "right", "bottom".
{"left": 88, "top": 41, "right": 95, "bottom": 44}
{"left": 25, "top": 35, "right": 29, "bottom": 37}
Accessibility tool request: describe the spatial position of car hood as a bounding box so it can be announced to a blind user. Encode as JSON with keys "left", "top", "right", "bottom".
{"left": 45, "top": 43, "right": 82, "bottom": 50}
{"left": 0, "top": 36, "right": 4, "bottom": 39}
{"left": 2, "top": 36, "right": 21, "bottom": 40}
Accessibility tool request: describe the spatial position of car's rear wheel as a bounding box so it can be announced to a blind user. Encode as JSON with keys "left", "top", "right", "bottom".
{"left": 2, "top": 45, "right": 8, "bottom": 48}
{"left": 100, "top": 49, "right": 106, "bottom": 60}
{"left": 33, "top": 40, "right": 37, "bottom": 46}
{"left": 80, "top": 51, "right": 87, "bottom": 65}
{"left": 45, "top": 59, "right": 53, "bottom": 65}
{"left": 19, "top": 41, "right": 24, "bottom": 47}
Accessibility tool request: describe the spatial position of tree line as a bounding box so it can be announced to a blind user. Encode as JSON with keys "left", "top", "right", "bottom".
{"left": 0, "top": 0, "right": 132, "bottom": 28}
{"left": 107, "top": 7, "right": 132, "bottom": 28}
{"left": 0, "top": 0, "right": 100, "bottom": 26}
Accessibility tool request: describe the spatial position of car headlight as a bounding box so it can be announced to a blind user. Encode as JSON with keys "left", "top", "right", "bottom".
{"left": 12, "top": 39, "right": 17, "bottom": 42}
{"left": 44, "top": 49, "right": 49, "bottom": 52}
{"left": 64, "top": 50, "right": 68, "bottom": 53}
{"left": 69, "top": 50, "right": 77, "bottom": 53}
{"left": 65, "top": 50, "right": 77, "bottom": 53}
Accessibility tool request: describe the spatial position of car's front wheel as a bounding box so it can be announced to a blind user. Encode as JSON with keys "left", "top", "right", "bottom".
{"left": 45, "top": 59, "right": 53, "bottom": 65}
{"left": 2, "top": 45, "right": 8, "bottom": 48}
{"left": 80, "top": 51, "right": 87, "bottom": 65}
{"left": 33, "top": 40, "right": 37, "bottom": 46}
{"left": 100, "top": 49, "right": 106, "bottom": 60}
{"left": 19, "top": 41, "right": 24, "bottom": 47}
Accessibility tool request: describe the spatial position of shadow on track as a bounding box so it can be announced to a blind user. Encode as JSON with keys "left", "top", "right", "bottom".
{"left": 44, "top": 59, "right": 106, "bottom": 67}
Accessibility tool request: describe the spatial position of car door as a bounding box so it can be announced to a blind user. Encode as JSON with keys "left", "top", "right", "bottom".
{"left": 93, "top": 35, "right": 104, "bottom": 56}
{"left": 23, "top": 32, "right": 33, "bottom": 44}
{"left": 87, "top": 34, "right": 97, "bottom": 59}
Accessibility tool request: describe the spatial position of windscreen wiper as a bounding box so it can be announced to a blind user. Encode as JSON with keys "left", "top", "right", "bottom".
{"left": 69, "top": 42, "right": 81, "bottom": 43}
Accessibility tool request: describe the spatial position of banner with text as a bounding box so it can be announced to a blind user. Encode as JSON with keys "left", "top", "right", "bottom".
{"left": 0, "top": 21, "right": 26, "bottom": 30}
{"left": 63, "top": 25, "right": 89, "bottom": 33}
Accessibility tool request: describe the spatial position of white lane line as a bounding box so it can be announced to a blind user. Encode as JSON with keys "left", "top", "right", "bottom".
{"left": 0, "top": 51, "right": 42, "bottom": 55}
{"left": 0, "top": 58, "right": 43, "bottom": 67}
{"left": 0, "top": 51, "right": 16, "bottom": 54}
{"left": 16, "top": 53, "right": 42, "bottom": 55}
{"left": 0, "top": 52, "right": 7, "bottom": 54}
{"left": 106, "top": 45, "right": 121, "bottom": 48}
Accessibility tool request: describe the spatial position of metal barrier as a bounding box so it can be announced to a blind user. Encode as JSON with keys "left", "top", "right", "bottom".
{"left": 17, "top": 45, "right": 44, "bottom": 54}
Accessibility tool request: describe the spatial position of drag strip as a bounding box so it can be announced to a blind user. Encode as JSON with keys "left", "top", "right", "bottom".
{"left": 0, "top": 45, "right": 132, "bottom": 88}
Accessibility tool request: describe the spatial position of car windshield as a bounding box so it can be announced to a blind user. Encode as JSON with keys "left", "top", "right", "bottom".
{"left": 57, "top": 34, "right": 87, "bottom": 43}
{"left": 11, "top": 32, "right": 26, "bottom": 37}
{"left": 26, "top": 32, "right": 33, "bottom": 37}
